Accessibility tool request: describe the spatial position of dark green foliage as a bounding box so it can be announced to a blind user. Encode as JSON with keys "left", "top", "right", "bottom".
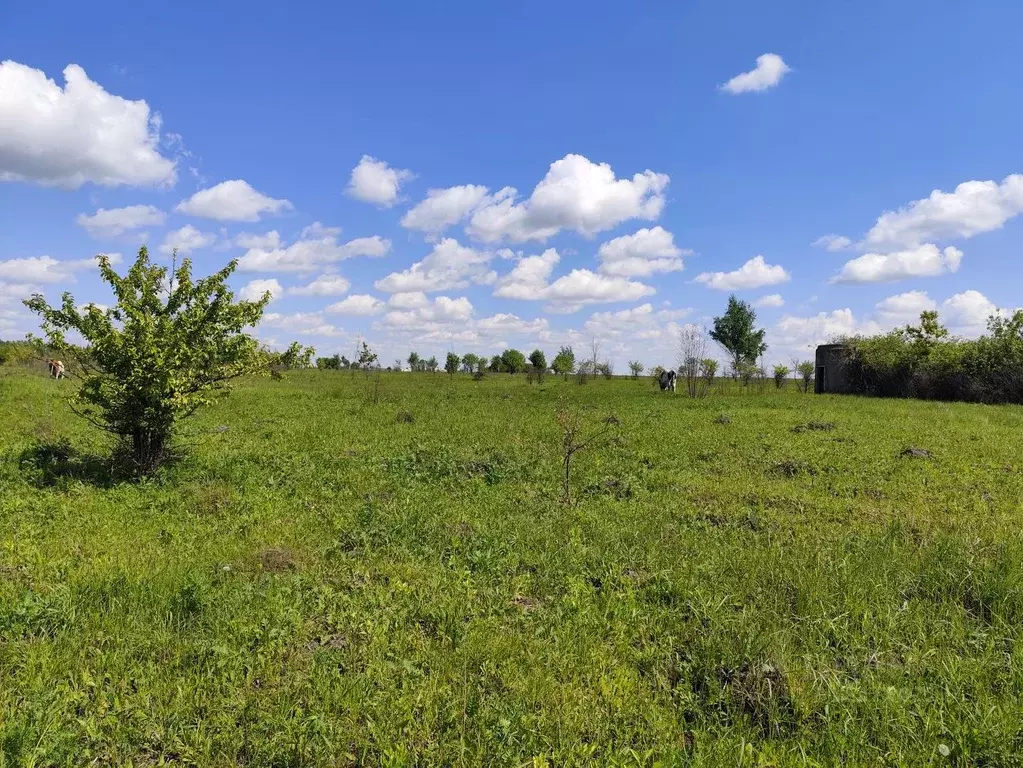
{"left": 844, "top": 310, "right": 1023, "bottom": 403}
{"left": 711, "top": 295, "right": 767, "bottom": 374}
{"left": 528, "top": 348, "right": 547, "bottom": 372}
{"left": 500, "top": 348, "right": 527, "bottom": 374}
{"left": 444, "top": 352, "right": 460, "bottom": 375}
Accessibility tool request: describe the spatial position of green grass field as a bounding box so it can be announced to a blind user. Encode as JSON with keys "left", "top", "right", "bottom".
{"left": 2, "top": 367, "right": 1023, "bottom": 766}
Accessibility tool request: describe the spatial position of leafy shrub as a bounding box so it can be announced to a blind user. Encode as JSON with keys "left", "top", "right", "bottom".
{"left": 23, "top": 247, "right": 284, "bottom": 474}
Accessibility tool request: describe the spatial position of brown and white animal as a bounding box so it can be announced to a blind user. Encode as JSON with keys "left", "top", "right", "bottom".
{"left": 47, "top": 359, "right": 65, "bottom": 380}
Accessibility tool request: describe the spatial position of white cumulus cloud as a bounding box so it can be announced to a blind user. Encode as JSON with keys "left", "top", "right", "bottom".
{"left": 325, "top": 294, "right": 386, "bottom": 316}
{"left": 754, "top": 294, "right": 785, "bottom": 308}
{"left": 260, "top": 311, "right": 346, "bottom": 338}
{"left": 159, "top": 224, "right": 215, "bottom": 255}
{"left": 176, "top": 179, "right": 292, "bottom": 222}
{"left": 865, "top": 175, "right": 1023, "bottom": 249}
{"left": 238, "top": 225, "right": 390, "bottom": 273}
{"left": 239, "top": 278, "right": 282, "bottom": 303}
{"left": 832, "top": 244, "right": 962, "bottom": 284}
{"left": 694, "top": 255, "right": 790, "bottom": 290}
{"left": 812, "top": 234, "right": 853, "bottom": 252}
{"left": 76, "top": 205, "right": 165, "bottom": 238}
{"left": 467, "top": 154, "right": 669, "bottom": 243}
{"left": 374, "top": 238, "right": 495, "bottom": 293}
{"left": 287, "top": 274, "right": 351, "bottom": 297}
{"left": 597, "top": 226, "right": 688, "bottom": 277}
{"left": 0, "top": 253, "right": 119, "bottom": 284}
{"left": 721, "top": 53, "right": 791, "bottom": 94}
{"left": 875, "top": 290, "right": 937, "bottom": 322}
{"left": 494, "top": 248, "right": 654, "bottom": 312}
{"left": 401, "top": 184, "right": 490, "bottom": 234}
{"left": 346, "top": 155, "right": 413, "bottom": 207}
{"left": 0, "top": 61, "right": 176, "bottom": 188}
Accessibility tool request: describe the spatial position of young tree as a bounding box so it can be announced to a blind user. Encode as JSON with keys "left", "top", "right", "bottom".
{"left": 394, "top": 359, "right": 403, "bottom": 371}
{"left": 701, "top": 359, "right": 718, "bottom": 391}
{"left": 528, "top": 349, "right": 547, "bottom": 372}
{"left": 488, "top": 354, "right": 503, "bottom": 373}
{"left": 356, "top": 341, "right": 377, "bottom": 371}
{"left": 677, "top": 325, "right": 710, "bottom": 397}
{"left": 796, "top": 360, "right": 815, "bottom": 393}
{"left": 426, "top": 355, "right": 439, "bottom": 373}
{"left": 407, "top": 351, "right": 422, "bottom": 372}
{"left": 628, "top": 360, "right": 644, "bottom": 379}
{"left": 444, "top": 352, "right": 460, "bottom": 375}
{"left": 501, "top": 348, "right": 527, "bottom": 373}
{"left": 773, "top": 364, "right": 790, "bottom": 388}
{"left": 461, "top": 353, "right": 480, "bottom": 373}
{"left": 710, "top": 295, "right": 767, "bottom": 377}
{"left": 551, "top": 346, "right": 576, "bottom": 377}
{"left": 24, "top": 247, "right": 277, "bottom": 474}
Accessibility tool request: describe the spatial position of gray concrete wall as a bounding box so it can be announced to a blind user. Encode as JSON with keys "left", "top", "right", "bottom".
{"left": 814, "top": 344, "right": 854, "bottom": 394}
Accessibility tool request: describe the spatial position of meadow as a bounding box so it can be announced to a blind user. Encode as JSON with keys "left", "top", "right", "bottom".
{"left": 2, "top": 365, "right": 1023, "bottom": 766}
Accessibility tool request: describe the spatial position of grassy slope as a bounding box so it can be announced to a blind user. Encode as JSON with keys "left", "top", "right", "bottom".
{"left": 2, "top": 368, "right": 1023, "bottom": 766}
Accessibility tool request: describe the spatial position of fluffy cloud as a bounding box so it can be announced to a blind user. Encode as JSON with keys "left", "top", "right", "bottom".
{"left": 176, "top": 180, "right": 292, "bottom": 222}
{"left": 771, "top": 309, "right": 880, "bottom": 356}
{"left": 76, "top": 205, "right": 165, "bottom": 238}
{"left": 374, "top": 238, "right": 495, "bottom": 293}
{"left": 493, "top": 249, "right": 560, "bottom": 299}
{"left": 475, "top": 313, "right": 549, "bottom": 336}
{"left": 865, "top": 175, "right": 1023, "bottom": 248}
{"left": 401, "top": 184, "right": 490, "bottom": 234}
{"left": 721, "top": 53, "right": 791, "bottom": 94}
{"left": 234, "top": 231, "right": 282, "bottom": 250}
{"left": 346, "top": 155, "right": 413, "bottom": 207}
{"left": 379, "top": 295, "right": 475, "bottom": 330}
{"left": 0, "top": 280, "right": 40, "bottom": 307}
{"left": 597, "top": 226, "right": 688, "bottom": 277}
{"left": 260, "top": 311, "right": 346, "bottom": 338}
{"left": 159, "top": 224, "right": 215, "bottom": 255}
{"left": 238, "top": 224, "right": 390, "bottom": 273}
{"left": 754, "top": 294, "right": 785, "bottom": 308}
{"left": 466, "top": 154, "right": 669, "bottom": 243}
{"left": 0, "top": 61, "right": 176, "bottom": 188}
{"left": 941, "top": 290, "right": 1000, "bottom": 332}
{"left": 874, "top": 290, "right": 936, "bottom": 322}
{"left": 325, "top": 294, "right": 386, "bottom": 316}
{"left": 387, "top": 291, "right": 430, "bottom": 310}
{"left": 494, "top": 247, "right": 654, "bottom": 311}
{"left": 694, "top": 255, "right": 790, "bottom": 290}
{"left": 812, "top": 234, "right": 853, "bottom": 252}
{"left": 0, "top": 253, "right": 119, "bottom": 284}
{"left": 832, "top": 244, "right": 962, "bottom": 284}
{"left": 239, "top": 278, "right": 281, "bottom": 303}
{"left": 583, "top": 302, "right": 691, "bottom": 340}
{"left": 287, "top": 274, "right": 351, "bottom": 297}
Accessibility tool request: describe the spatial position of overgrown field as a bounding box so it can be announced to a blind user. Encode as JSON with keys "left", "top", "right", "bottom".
{"left": 2, "top": 368, "right": 1023, "bottom": 766}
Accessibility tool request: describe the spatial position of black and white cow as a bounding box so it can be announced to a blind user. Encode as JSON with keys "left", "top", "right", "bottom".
{"left": 658, "top": 369, "right": 677, "bottom": 393}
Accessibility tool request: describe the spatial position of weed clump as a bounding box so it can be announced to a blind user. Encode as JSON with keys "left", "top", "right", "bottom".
{"left": 900, "top": 446, "right": 933, "bottom": 458}
{"left": 396, "top": 410, "right": 415, "bottom": 424}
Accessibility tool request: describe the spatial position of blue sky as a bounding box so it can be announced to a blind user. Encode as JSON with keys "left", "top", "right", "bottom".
{"left": 1, "top": 0, "right": 1021, "bottom": 368}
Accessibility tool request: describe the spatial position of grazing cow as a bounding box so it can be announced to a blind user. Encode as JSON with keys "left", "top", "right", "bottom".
{"left": 658, "top": 368, "right": 677, "bottom": 393}
{"left": 47, "top": 359, "right": 65, "bottom": 380}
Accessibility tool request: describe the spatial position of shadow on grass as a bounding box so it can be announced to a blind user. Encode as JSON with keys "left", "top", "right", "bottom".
{"left": 19, "top": 440, "right": 120, "bottom": 488}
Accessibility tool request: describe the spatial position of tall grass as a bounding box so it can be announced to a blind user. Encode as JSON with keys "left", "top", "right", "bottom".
{"left": 1, "top": 367, "right": 1022, "bottom": 765}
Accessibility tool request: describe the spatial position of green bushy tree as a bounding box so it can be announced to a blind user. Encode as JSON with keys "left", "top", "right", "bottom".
{"left": 710, "top": 295, "right": 767, "bottom": 376}
{"left": 445, "top": 352, "right": 460, "bottom": 375}
{"left": 528, "top": 349, "right": 547, "bottom": 372}
{"left": 24, "top": 247, "right": 281, "bottom": 474}
{"left": 501, "top": 348, "right": 527, "bottom": 373}
{"left": 551, "top": 346, "right": 575, "bottom": 377}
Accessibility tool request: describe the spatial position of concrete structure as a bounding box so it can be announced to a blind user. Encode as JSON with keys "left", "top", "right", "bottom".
{"left": 814, "top": 343, "right": 853, "bottom": 394}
